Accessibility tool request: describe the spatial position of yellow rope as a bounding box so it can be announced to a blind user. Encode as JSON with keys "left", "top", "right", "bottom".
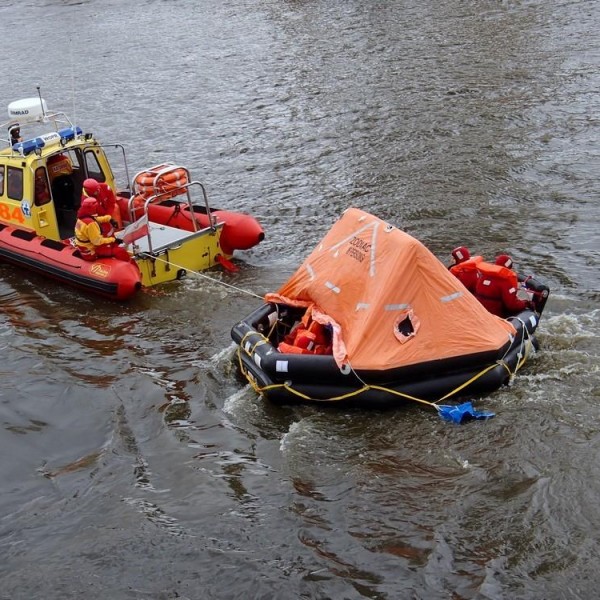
{"left": 237, "top": 344, "right": 516, "bottom": 411}
{"left": 239, "top": 330, "right": 271, "bottom": 354}
{"left": 433, "top": 361, "right": 509, "bottom": 404}
{"left": 146, "top": 246, "right": 532, "bottom": 408}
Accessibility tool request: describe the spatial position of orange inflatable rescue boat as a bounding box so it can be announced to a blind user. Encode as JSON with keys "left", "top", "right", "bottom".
{"left": 0, "top": 93, "right": 264, "bottom": 301}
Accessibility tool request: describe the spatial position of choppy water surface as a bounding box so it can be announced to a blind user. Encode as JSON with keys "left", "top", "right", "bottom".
{"left": 0, "top": 1, "right": 598, "bottom": 598}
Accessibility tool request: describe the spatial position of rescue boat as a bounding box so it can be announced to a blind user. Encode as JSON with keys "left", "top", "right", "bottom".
{"left": 231, "top": 208, "right": 550, "bottom": 409}
{"left": 0, "top": 92, "right": 264, "bottom": 300}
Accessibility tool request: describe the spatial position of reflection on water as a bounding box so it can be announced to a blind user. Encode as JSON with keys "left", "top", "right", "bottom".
{"left": 0, "top": 0, "right": 599, "bottom": 598}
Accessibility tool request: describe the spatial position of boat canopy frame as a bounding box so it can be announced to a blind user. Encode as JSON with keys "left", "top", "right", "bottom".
{"left": 127, "top": 180, "right": 217, "bottom": 256}
{"left": 91, "top": 142, "right": 132, "bottom": 195}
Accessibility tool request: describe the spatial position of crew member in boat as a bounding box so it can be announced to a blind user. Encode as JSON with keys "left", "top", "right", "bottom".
{"left": 448, "top": 246, "right": 481, "bottom": 293}
{"left": 74, "top": 198, "right": 130, "bottom": 262}
{"left": 474, "top": 254, "right": 531, "bottom": 317}
{"left": 8, "top": 124, "right": 22, "bottom": 145}
{"left": 34, "top": 171, "right": 51, "bottom": 204}
{"left": 82, "top": 178, "right": 123, "bottom": 228}
{"left": 46, "top": 153, "right": 75, "bottom": 210}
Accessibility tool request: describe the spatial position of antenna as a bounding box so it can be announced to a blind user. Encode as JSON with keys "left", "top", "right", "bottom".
{"left": 36, "top": 85, "right": 47, "bottom": 120}
{"left": 70, "top": 40, "right": 76, "bottom": 128}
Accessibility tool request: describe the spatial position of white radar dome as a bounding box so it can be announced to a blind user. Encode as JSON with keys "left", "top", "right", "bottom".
{"left": 8, "top": 98, "right": 48, "bottom": 123}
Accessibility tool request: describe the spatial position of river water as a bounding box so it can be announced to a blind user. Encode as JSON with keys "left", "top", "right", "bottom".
{"left": 0, "top": 1, "right": 598, "bottom": 599}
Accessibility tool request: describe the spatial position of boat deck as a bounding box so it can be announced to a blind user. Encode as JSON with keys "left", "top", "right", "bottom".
{"left": 132, "top": 222, "right": 207, "bottom": 254}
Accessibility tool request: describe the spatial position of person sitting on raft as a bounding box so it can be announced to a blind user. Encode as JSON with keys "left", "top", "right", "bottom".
{"left": 74, "top": 198, "right": 130, "bottom": 262}
{"left": 448, "top": 246, "right": 482, "bottom": 294}
{"left": 474, "top": 254, "right": 531, "bottom": 318}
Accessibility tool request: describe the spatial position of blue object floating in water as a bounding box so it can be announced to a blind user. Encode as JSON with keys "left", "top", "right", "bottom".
{"left": 438, "top": 401, "right": 495, "bottom": 424}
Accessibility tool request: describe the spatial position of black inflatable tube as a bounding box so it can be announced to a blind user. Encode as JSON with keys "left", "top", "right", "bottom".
{"left": 233, "top": 306, "right": 538, "bottom": 407}
{"left": 237, "top": 335, "right": 531, "bottom": 407}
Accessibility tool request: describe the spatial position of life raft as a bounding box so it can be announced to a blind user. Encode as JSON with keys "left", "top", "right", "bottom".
{"left": 231, "top": 302, "right": 543, "bottom": 408}
{"left": 230, "top": 208, "right": 551, "bottom": 409}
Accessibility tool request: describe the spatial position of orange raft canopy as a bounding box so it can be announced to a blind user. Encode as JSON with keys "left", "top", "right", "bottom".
{"left": 265, "top": 207, "right": 516, "bottom": 371}
{"left": 231, "top": 207, "right": 546, "bottom": 411}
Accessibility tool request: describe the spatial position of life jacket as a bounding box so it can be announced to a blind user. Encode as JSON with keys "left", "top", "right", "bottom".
{"left": 278, "top": 317, "right": 332, "bottom": 355}
{"left": 449, "top": 255, "right": 482, "bottom": 293}
{"left": 74, "top": 215, "right": 115, "bottom": 259}
{"left": 474, "top": 261, "right": 527, "bottom": 317}
{"left": 47, "top": 153, "right": 73, "bottom": 181}
{"left": 97, "top": 183, "right": 122, "bottom": 229}
{"left": 74, "top": 216, "right": 98, "bottom": 259}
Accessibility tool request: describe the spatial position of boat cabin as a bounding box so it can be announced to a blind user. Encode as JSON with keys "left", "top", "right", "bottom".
{"left": 1, "top": 96, "right": 122, "bottom": 240}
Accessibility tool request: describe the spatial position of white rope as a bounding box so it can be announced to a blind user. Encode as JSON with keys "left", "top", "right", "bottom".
{"left": 510, "top": 315, "right": 533, "bottom": 375}
{"left": 139, "top": 252, "right": 264, "bottom": 300}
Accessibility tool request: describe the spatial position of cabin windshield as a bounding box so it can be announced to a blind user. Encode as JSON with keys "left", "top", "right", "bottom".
{"left": 84, "top": 150, "right": 107, "bottom": 183}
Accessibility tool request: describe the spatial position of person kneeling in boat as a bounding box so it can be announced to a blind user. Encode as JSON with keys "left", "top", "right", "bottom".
{"left": 448, "top": 246, "right": 482, "bottom": 293}
{"left": 82, "top": 178, "right": 123, "bottom": 229}
{"left": 74, "top": 198, "right": 131, "bottom": 262}
{"left": 474, "top": 254, "right": 532, "bottom": 318}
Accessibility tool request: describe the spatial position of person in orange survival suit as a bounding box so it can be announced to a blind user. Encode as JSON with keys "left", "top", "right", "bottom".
{"left": 82, "top": 178, "right": 123, "bottom": 229}
{"left": 448, "top": 246, "right": 482, "bottom": 293}
{"left": 74, "top": 198, "right": 130, "bottom": 262}
{"left": 474, "top": 254, "right": 531, "bottom": 317}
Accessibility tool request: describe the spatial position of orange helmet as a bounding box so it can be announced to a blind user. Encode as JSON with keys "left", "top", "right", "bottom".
{"left": 83, "top": 178, "right": 101, "bottom": 197}
{"left": 451, "top": 246, "right": 470, "bottom": 264}
{"left": 495, "top": 254, "right": 513, "bottom": 269}
{"left": 77, "top": 197, "right": 99, "bottom": 218}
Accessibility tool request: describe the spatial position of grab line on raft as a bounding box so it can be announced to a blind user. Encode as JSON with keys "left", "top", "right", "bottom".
{"left": 239, "top": 330, "right": 271, "bottom": 354}
{"left": 510, "top": 316, "right": 534, "bottom": 376}
{"left": 236, "top": 343, "right": 516, "bottom": 422}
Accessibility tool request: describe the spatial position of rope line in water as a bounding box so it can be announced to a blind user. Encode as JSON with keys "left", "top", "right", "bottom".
{"left": 137, "top": 252, "right": 263, "bottom": 299}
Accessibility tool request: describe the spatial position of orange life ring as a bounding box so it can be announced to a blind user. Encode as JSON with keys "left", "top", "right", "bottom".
{"left": 134, "top": 166, "right": 189, "bottom": 198}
